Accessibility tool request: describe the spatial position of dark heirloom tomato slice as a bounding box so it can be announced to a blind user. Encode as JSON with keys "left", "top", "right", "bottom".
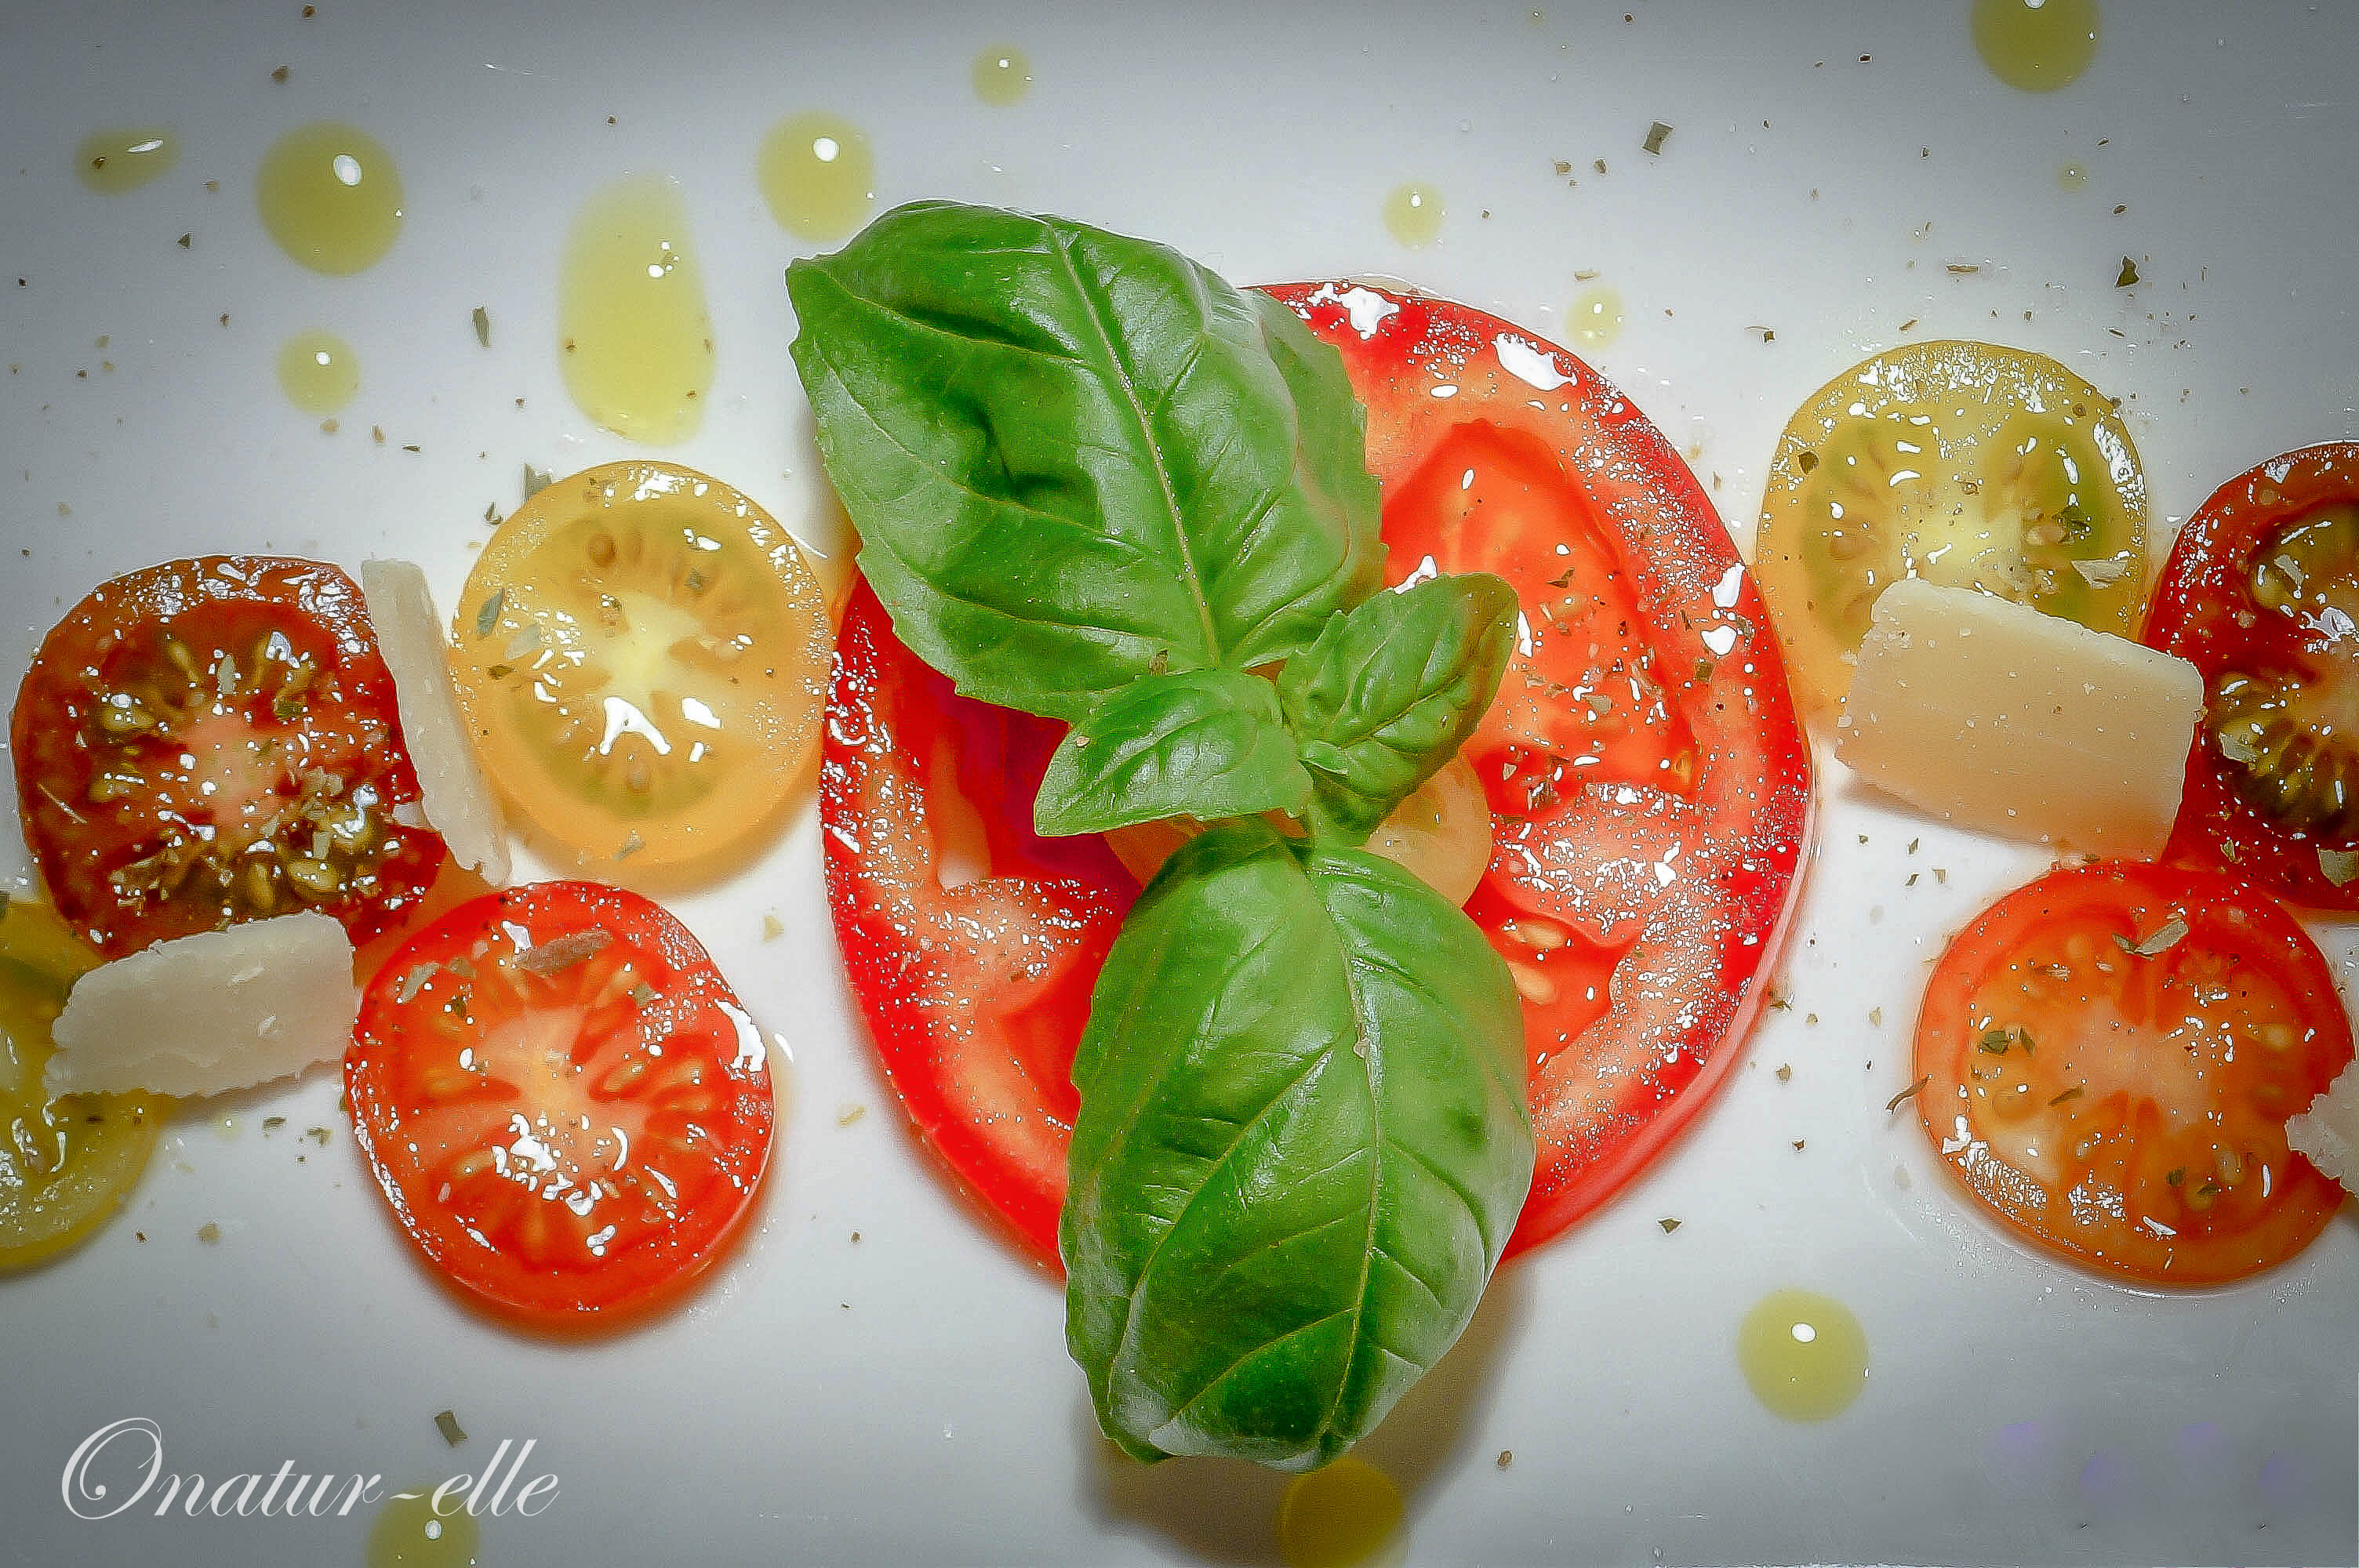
{"left": 346, "top": 880, "right": 773, "bottom": 1324}
{"left": 1914, "top": 862, "right": 2350, "bottom": 1286}
{"left": 823, "top": 282, "right": 1809, "bottom": 1269}
{"left": 1267, "top": 282, "right": 1812, "bottom": 1255}
{"left": 823, "top": 583, "right": 1134, "bottom": 1261}
{"left": 12, "top": 557, "right": 444, "bottom": 958}
{"left": 2143, "top": 442, "right": 2359, "bottom": 909}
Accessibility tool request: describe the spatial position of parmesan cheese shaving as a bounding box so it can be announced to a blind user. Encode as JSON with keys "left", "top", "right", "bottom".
{"left": 45, "top": 913, "right": 362, "bottom": 1098}
{"left": 2287, "top": 1061, "right": 2359, "bottom": 1195}
{"left": 361, "top": 558, "right": 511, "bottom": 884}
{"left": 1834, "top": 579, "right": 2203, "bottom": 858}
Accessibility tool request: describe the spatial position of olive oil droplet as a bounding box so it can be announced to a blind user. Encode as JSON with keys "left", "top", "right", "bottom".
{"left": 757, "top": 112, "right": 874, "bottom": 243}
{"left": 1737, "top": 1288, "right": 1869, "bottom": 1421}
{"left": 557, "top": 173, "right": 715, "bottom": 445}
{"left": 1567, "top": 285, "right": 1625, "bottom": 350}
{"left": 275, "top": 330, "right": 360, "bottom": 416}
{"left": 2056, "top": 161, "right": 2089, "bottom": 191}
{"left": 365, "top": 1492, "right": 479, "bottom": 1567}
{"left": 74, "top": 128, "right": 179, "bottom": 194}
{"left": 256, "top": 122, "right": 405, "bottom": 274}
{"left": 1382, "top": 182, "right": 1444, "bottom": 248}
{"left": 1972, "top": 0, "right": 2100, "bottom": 93}
{"left": 1278, "top": 1456, "right": 1405, "bottom": 1568}
{"left": 972, "top": 46, "right": 1033, "bottom": 107}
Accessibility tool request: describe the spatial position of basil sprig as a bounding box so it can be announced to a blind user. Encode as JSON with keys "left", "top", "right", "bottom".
{"left": 791, "top": 202, "right": 1532, "bottom": 1469}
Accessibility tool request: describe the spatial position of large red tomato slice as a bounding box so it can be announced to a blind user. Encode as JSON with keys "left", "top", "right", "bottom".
{"left": 822, "top": 283, "right": 1811, "bottom": 1267}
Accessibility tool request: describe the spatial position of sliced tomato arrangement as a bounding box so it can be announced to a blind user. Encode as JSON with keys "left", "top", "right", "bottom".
{"left": 346, "top": 880, "right": 774, "bottom": 1324}
{"left": 2143, "top": 441, "right": 2359, "bottom": 909}
{"left": 823, "top": 283, "right": 1811, "bottom": 1265}
{"left": 12, "top": 557, "right": 445, "bottom": 959}
{"left": 1914, "top": 861, "right": 2350, "bottom": 1286}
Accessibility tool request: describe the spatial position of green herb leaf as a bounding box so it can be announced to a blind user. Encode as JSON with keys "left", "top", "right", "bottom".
{"left": 1063, "top": 822, "right": 1532, "bottom": 1468}
{"left": 787, "top": 201, "right": 1383, "bottom": 722}
{"left": 1278, "top": 574, "right": 1518, "bottom": 844}
{"left": 2114, "top": 916, "right": 2189, "bottom": 958}
{"left": 522, "top": 464, "right": 553, "bottom": 499}
{"left": 473, "top": 588, "right": 505, "bottom": 640}
{"left": 1034, "top": 669, "right": 1311, "bottom": 839}
{"left": 471, "top": 306, "right": 490, "bottom": 349}
{"left": 2321, "top": 848, "right": 2359, "bottom": 887}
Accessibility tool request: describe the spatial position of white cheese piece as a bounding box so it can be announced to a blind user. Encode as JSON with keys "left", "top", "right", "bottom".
{"left": 1834, "top": 578, "right": 2203, "bottom": 858}
{"left": 361, "top": 558, "right": 511, "bottom": 884}
{"left": 45, "top": 913, "right": 362, "bottom": 1098}
{"left": 2287, "top": 1061, "right": 2359, "bottom": 1195}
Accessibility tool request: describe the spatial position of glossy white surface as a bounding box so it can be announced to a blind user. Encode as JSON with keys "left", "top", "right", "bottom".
{"left": 2, "top": 2, "right": 2355, "bottom": 1563}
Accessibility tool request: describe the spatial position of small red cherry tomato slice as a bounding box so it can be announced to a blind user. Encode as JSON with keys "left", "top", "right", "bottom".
{"left": 823, "top": 583, "right": 1134, "bottom": 1262}
{"left": 1914, "top": 861, "right": 2351, "bottom": 1287}
{"left": 12, "top": 557, "right": 445, "bottom": 958}
{"left": 2143, "top": 442, "right": 2359, "bottom": 909}
{"left": 1267, "top": 281, "right": 1813, "bottom": 1255}
{"left": 346, "top": 880, "right": 774, "bottom": 1324}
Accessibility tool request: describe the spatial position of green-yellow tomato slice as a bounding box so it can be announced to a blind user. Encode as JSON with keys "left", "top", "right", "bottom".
{"left": 0, "top": 899, "right": 162, "bottom": 1269}
{"left": 1754, "top": 339, "right": 2147, "bottom": 722}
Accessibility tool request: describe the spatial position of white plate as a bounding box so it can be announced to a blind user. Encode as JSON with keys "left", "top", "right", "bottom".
{"left": 4, "top": 2, "right": 2356, "bottom": 1563}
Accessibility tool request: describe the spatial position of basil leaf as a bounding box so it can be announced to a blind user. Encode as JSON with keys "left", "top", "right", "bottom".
{"left": 1279, "top": 573, "right": 1519, "bottom": 843}
{"left": 786, "top": 201, "right": 1383, "bottom": 722}
{"left": 1063, "top": 821, "right": 1532, "bottom": 1468}
{"left": 1034, "top": 670, "right": 1312, "bottom": 838}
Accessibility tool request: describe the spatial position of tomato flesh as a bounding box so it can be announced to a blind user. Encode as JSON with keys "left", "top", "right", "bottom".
{"left": 346, "top": 880, "right": 774, "bottom": 1324}
{"left": 824, "top": 584, "right": 1133, "bottom": 1261}
{"left": 822, "top": 283, "right": 1810, "bottom": 1266}
{"left": 12, "top": 557, "right": 444, "bottom": 958}
{"left": 2144, "top": 441, "right": 2359, "bottom": 909}
{"left": 1915, "top": 861, "right": 2351, "bottom": 1286}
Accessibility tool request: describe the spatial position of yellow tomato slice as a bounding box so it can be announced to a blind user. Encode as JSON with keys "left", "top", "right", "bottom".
{"left": 0, "top": 900, "right": 162, "bottom": 1269}
{"left": 449, "top": 462, "right": 831, "bottom": 887}
{"left": 1754, "top": 339, "right": 2147, "bottom": 720}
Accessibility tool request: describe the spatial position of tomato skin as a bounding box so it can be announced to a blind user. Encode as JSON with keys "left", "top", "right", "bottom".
{"left": 2144, "top": 441, "right": 2359, "bottom": 909}
{"left": 11, "top": 557, "right": 445, "bottom": 959}
{"left": 346, "top": 880, "right": 773, "bottom": 1326}
{"left": 823, "top": 284, "right": 1810, "bottom": 1267}
{"left": 1265, "top": 282, "right": 1812, "bottom": 1255}
{"left": 823, "top": 583, "right": 1133, "bottom": 1264}
{"left": 1915, "top": 861, "right": 2351, "bottom": 1287}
